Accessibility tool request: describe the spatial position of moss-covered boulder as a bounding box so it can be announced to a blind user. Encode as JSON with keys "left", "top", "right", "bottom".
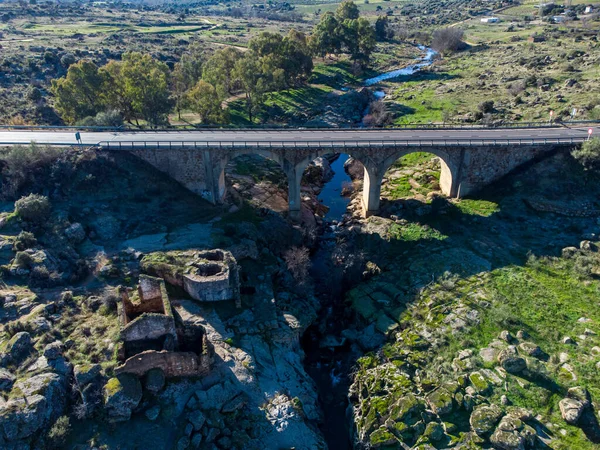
{"left": 468, "top": 371, "right": 491, "bottom": 395}
{"left": 370, "top": 427, "right": 400, "bottom": 448}
{"left": 103, "top": 374, "right": 142, "bottom": 422}
{"left": 470, "top": 404, "right": 503, "bottom": 437}
{"left": 426, "top": 388, "right": 454, "bottom": 415}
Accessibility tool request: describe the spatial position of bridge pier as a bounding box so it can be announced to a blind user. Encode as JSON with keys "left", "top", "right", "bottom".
{"left": 286, "top": 164, "right": 304, "bottom": 222}
{"left": 361, "top": 163, "right": 384, "bottom": 217}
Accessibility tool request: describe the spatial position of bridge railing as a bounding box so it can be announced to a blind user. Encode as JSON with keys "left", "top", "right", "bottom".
{"left": 97, "top": 137, "right": 588, "bottom": 150}
{"left": 1, "top": 120, "right": 599, "bottom": 132}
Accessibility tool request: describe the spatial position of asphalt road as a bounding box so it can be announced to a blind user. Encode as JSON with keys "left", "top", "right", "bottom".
{"left": 0, "top": 125, "right": 596, "bottom": 147}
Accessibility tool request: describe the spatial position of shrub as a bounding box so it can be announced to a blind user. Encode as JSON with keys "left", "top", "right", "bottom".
{"left": 15, "top": 194, "right": 51, "bottom": 222}
{"left": 572, "top": 138, "right": 600, "bottom": 173}
{"left": 478, "top": 100, "right": 494, "bottom": 114}
{"left": 431, "top": 27, "right": 465, "bottom": 54}
{"left": 12, "top": 231, "right": 37, "bottom": 251}
{"left": 14, "top": 251, "right": 33, "bottom": 269}
{"left": 47, "top": 416, "right": 70, "bottom": 449}
{"left": 284, "top": 246, "right": 311, "bottom": 284}
{"left": 27, "top": 86, "right": 42, "bottom": 102}
{"left": 0, "top": 144, "right": 60, "bottom": 196}
{"left": 60, "top": 53, "right": 76, "bottom": 68}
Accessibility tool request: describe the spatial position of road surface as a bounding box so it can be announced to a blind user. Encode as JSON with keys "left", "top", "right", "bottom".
{"left": 0, "top": 126, "right": 596, "bottom": 148}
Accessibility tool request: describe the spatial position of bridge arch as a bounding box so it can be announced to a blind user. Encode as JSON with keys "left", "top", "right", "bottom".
{"left": 362, "top": 148, "right": 461, "bottom": 216}
{"left": 217, "top": 150, "right": 291, "bottom": 213}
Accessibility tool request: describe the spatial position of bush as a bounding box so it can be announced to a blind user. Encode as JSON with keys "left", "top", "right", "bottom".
{"left": 47, "top": 416, "right": 71, "bottom": 449}
{"left": 431, "top": 27, "right": 465, "bottom": 54}
{"left": 572, "top": 138, "right": 600, "bottom": 172}
{"left": 14, "top": 251, "right": 33, "bottom": 269}
{"left": 478, "top": 100, "right": 495, "bottom": 114}
{"left": 60, "top": 53, "right": 76, "bottom": 68}
{"left": 15, "top": 194, "right": 51, "bottom": 223}
{"left": 76, "top": 110, "right": 123, "bottom": 128}
{"left": 27, "top": 86, "right": 42, "bottom": 102}
{"left": 12, "top": 231, "right": 37, "bottom": 251}
{"left": 283, "top": 246, "right": 311, "bottom": 284}
{"left": 0, "top": 144, "right": 60, "bottom": 196}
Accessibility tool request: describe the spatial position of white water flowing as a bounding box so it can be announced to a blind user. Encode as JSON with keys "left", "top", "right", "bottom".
{"left": 364, "top": 45, "right": 437, "bottom": 87}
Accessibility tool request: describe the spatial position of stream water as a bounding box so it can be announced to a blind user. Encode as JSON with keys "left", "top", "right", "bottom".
{"left": 305, "top": 46, "right": 437, "bottom": 450}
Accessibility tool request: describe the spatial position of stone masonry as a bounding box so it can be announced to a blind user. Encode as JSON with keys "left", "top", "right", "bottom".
{"left": 129, "top": 143, "right": 570, "bottom": 220}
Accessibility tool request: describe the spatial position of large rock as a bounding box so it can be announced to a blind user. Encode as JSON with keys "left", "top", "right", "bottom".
{"left": 470, "top": 404, "right": 504, "bottom": 437}
{"left": 103, "top": 375, "right": 142, "bottom": 422}
{"left": 497, "top": 346, "right": 526, "bottom": 374}
{"left": 74, "top": 364, "right": 104, "bottom": 417}
{"left": 490, "top": 415, "right": 537, "bottom": 449}
{"left": 1, "top": 332, "right": 33, "bottom": 366}
{"left": 0, "top": 369, "right": 16, "bottom": 391}
{"left": 559, "top": 398, "right": 585, "bottom": 425}
{"left": 427, "top": 388, "right": 454, "bottom": 415}
{"left": 0, "top": 372, "right": 68, "bottom": 443}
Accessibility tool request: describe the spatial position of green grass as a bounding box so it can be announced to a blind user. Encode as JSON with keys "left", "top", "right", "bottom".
{"left": 388, "top": 223, "right": 447, "bottom": 241}
{"left": 452, "top": 199, "right": 500, "bottom": 217}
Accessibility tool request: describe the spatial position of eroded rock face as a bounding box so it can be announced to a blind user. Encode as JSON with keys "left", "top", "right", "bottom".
{"left": 0, "top": 371, "right": 69, "bottom": 445}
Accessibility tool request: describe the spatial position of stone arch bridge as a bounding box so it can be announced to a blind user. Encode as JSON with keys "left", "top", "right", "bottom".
{"left": 0, "top": 127, "right": 594, "bottom": 219}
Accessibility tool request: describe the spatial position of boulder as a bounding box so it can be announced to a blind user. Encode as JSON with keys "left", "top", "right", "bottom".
{"left": 559, "top": 398, "right": 584, "bottom": 425}
{"left": 470, "top": 404, "right": 504, "bottom": 437}
{"left": 497, "top": 346, "right": 526, "bottom": 373}
{"left": 517, "top": 342, "right": 542, "bottom": 358}
{"left": 64, "top": 223, "right": 86, "bottom": 243}
{"left": 0, "top": 368, "right": 16, "bottom": 391}
{"left": 103, "top": 375, "right": 143, "bottom": 422}
{"left": 0, "top": 372, "right": 68, "bottom": 442}
{"left": 42, "top": 341, "right": 64, "bottom": 361}
{"left": 144, "top": 368, "right": 165, "bottom": 393}
{"left": 145, "top": 405, "right": 161, "bottom": 421}
{"left": 187, "top": 410, "right": 206, "bottom": 431}
{"left": 1, "top": 332, "right": 33, "bottom": 366}
{"left": 427, "top": 388, "right": 454, "bottom": 415}
{"left": 567, "top": 386, "right": 590, "bottom": 407}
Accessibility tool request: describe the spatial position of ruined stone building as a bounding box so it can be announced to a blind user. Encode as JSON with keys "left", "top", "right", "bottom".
{"left": 182, "top": 249, "right": 241, "bottom": 308}
{"left": 116, "top": 275, "right": 213, "bottom": 378}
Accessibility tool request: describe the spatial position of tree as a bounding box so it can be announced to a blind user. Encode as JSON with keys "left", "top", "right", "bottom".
{"left": 309, "top": 12, "right": 343, "bottom": 57}
{"left": 102, "top": 53, "right": 172, "bottom": 127}
{"left": 186, "top": 80, "right": 226, "bottom": 124}
{"left": 375, "top": 16, "right": 390, "bottom": 41}
{"left": 172, "top": 42, "right": 205, "bottom": 119}
{"left": 50, "top": 60, "right": 104, "bottom": 124}
{"left": 248, "top": 30, "right": 313, "bottom": 88}
{"left": 99, "top": 61, "right": 136, "bottom": 125}
{"left": 348, "top": 17, "right": 376, "bottom": 64}
{"left": 233, "top": 55, "right": 268, "bottom": 123}
{"left": 203, "top": 47, "right": 243, "bottom": 99}
{"left": 431, "top": 28, "right": 465, "bottom": 55}
{"left": 572, "top": 138, "right": 600, "bottom": 173}
{"left": 336, "top": 0, "right": 360, "bottom": 20}
{"left": 281, "top": 29, "right": 314, "bottom": 85}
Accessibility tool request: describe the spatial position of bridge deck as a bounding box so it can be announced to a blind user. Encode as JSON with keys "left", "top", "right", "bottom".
{"left": 0, "top": 126, "right": 596, "bottom": 148}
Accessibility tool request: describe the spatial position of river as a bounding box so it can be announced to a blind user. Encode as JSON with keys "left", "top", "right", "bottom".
{"left": 306, "top": 46, "right": 437, "bottom": 450}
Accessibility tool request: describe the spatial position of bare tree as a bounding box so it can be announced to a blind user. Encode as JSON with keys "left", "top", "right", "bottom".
{"left": 284, "top": 247, "right": 311, "bottom": 284}
{"left": 431, "top": 28, "right": 465, "bottom": 55}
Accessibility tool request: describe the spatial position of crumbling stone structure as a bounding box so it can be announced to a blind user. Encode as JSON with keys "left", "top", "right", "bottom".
{"left": 118, "top": 275, "right": 178, "bottom": 358}
{"left": 182, "top": 249, "right": 241, "bottom": 308}
{"left": 116, "top": 275, "right": 213, "bottom": 378}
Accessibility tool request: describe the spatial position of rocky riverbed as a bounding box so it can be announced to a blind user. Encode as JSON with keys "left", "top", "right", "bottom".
{"left": 1, "top": 143, "right": 600, "bottom": 450}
